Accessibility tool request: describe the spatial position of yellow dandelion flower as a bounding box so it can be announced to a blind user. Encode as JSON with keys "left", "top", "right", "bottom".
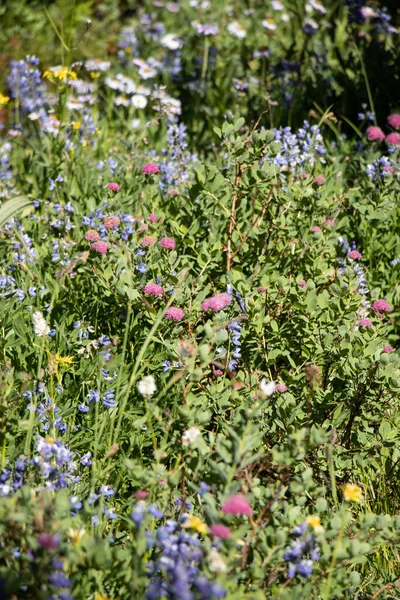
{"left": 342, "top": 483, "right": 362, "bottom": 502}
{"left": 182, "top": 515, "right": 208, "bottom": 535}
{"left": 54, "top": 353, "right": 74, "bottom": 368}
{"left": 0, "top": 93, "right": 10, "bottom": 106}
{"left": 125, "top": 47, "right": 132, "bottom": 55}
{"left": 82, "top": 139, "right": 88, "bottom": 148}
{"left": 95, "top": 594, "right": 120, "bottom": 600}
{"left": 306, "top": 515, "right": 321, "bottom": 529}
{"left": 45, "top": 437, "right": 55, "bottom": 444}
{"left": 72, "top": 121, "right": 81, "bottom": 131}
{"left": 90, "top": 71, "right": 101, "bottom": 79}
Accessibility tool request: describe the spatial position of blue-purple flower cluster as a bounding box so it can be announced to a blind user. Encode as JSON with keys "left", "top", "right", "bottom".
{"left": 131, "top": 502, "right": 227, "bottom": 600}
{"left": 269, "top": 121, "right": 326, "bottom": 172}
{"left": 283, "top": 521, "right": 320, "bottom": 579}
{"left": 7, "top": 55, "right": 47, "bottom": 113}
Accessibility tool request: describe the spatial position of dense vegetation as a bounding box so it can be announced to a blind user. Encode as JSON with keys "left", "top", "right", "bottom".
{"left": 0, "top": 1, "right": 400, "bottom": 598}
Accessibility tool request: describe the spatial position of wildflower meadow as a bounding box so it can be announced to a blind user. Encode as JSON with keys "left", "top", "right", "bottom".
{"left": 1, "top": 0, "right": 400, "bottom": 598}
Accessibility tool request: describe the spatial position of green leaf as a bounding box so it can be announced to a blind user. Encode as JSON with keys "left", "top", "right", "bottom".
{"left": 0, "top": 196, "right": 34, "bottom": 228}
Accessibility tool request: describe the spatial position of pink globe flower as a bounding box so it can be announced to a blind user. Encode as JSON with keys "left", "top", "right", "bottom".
{"left": 325, "top": 219, "right": 335, "bottom": 227}
{"left": 276, "top": 383, "right": 288, "bottom": 392}
{"left": 383, "top": 166, "right": 394, "bottom": 173}
{"left": 38, "top": 533, "right": 60, "bottom": 550}
{"left": 383, "top": 346, "right": 394, "bottom": 353}
{"left": 164, "top": 306, "right": 185, "bottom": 321}
{"left": 140, "top": 224, "right": 148, "bottom": 232}
{"left": 85, "top": 229, "right": 100, "bottom": 242}
{"left": 160, "top": 237, "right": 176, "bottom": 250}
{"left": 91, "top": 241, "right": 109, "bottom": 254}
{"left": 311, "top": 225, "right": 321, "bottom": 233}
{"left": 386, "top": 132, "right": 400, "bottom": 146}
{"left": 372, "top": 299, "right": 391, "bottom": 313}
{"left": 387, "top": 114, "right": 400, "bottom": 129}
{"left": 348, "top": 250, "right": 362, "bottom": 260}
{"left": 298, "top": 280, "right": 307, "bottom": 287}
{"left": 359, "top": 318, "right": 373, "bottom": 328}
{"left": 134, "top": 490, "right": 149, "bottom": 500}
{"left": 148, "top": 214, "right": 158, "bottom": 223}
{"left": 222, "top": 494, "right": 252, "bottom": 517}
{"left": 201, "top": 293, "right": 231, "bottom": 312}
{"left": 141, "top": 236, "right": 157, "bottom": 247}
{"left": 313, "top": 175, "right": 325, "bottom": 185}
{"left": 214, "top": 369, "right": 223, "bottom": 376}
{"left": 366, "top": 126, "right": 385, "bottom": 141}
{"left": 106, "top": 182, "right": 120, "bottom": 192}
{"left": 142, "top": 162, "right": 160, "bottom": 175}
{"left": 104, "top": 215, "right": 120, "bottom": 229}
{"left": 299, "top": 172, "right": 308, "bottom": 180}
{"left": 210, "top": 524, "right": 232, "bottom": 539}
{"left": 144, "top": 283, "right": 164, "bottom": 296}
{"left": 257, "top": 286, "right": 267, "bottom": 292}
{"left": 168, "top": 188, "right": 179, "bottom": 196}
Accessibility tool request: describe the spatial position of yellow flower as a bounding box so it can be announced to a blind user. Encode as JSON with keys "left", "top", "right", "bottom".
{"left": 182, "top": 515, "right": 208, "bottom": 535}
{"left": 54, "top": 353, "right": 74, "bottom": 368}
{"left": 67, "top": 528, "right": 86, "bottom": 544}
{"left": 95, "top": 594, "right": 120, "bottom": 600}
{"left": 45, "top": 436, "right": 55, "bottom": 444}
{"left": 0, "top": 93, "right": 10, "bottom": 106}
{"left": 306, "top": 515, "right": 323, "bottom": 532}
{"left": 125, "top": 47, "right": 132, "bottom": 55}
{"left": 90, "top": 71, "right": 101, "bottom": 79}
{"left": 82, "top": 139, "right": 88, "bottom": 148}
{"left": 44, "top": 67, "right": 77, "bottom": 82}
{"left": 72, "top": 121, "right": 81, "bottom": 131}
{"left": 342, "top": 483, "right": 362, "bottom": 502}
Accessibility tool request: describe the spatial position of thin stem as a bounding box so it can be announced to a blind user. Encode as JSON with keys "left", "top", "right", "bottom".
{"left": 323, "top": 508, "right": 347, "bottom": 600}
{"left": 108, "top": 302, "right": 132, "bottom": 446}
{"left": 201, "top": 38, "right": 210, "bottom": 82}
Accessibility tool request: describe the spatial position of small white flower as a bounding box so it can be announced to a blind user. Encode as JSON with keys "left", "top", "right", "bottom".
{"left": 260, "top": 378, "right": 276, "bottom": 396}
{"left": 271, "top": 0, "right": 284, "bottom": 9}
{"left": 138, "top": 65, "right": 158, "bottom": 80}
{"left": 131, "top": 94, "right": 148, "bottom": 109}
{"left": 360, "top": 6, "right": 376, "bottom": 18}
{"left": 131, "top": 118, "right": 141, "bottom": 129}
{"left": 84, "top": 59, "right": 110, "bottom": 72}
{"left": 138, "top": 375, "right": 157, "bottom": 398}
{"left": 227, "top": 21, "right": 247, "bottom": 39}
{"left": 208, "top": 548, "right": 227, "bottom": 573}
{"left": 262, "top": 19, "right": 277, "bottom": 31}
{"left": 182, "top": 426, "right": 201, "bottom": 446}
{"left": 308, "top": 0, "right": 327, "bottom": 14}
{"left": 115, "top": 96, "right": 130, "bottom": 107}
{"left": 28, "top": 112, "right": 40, "bottom": 121}
{"left": 66, "top": 97, "right": 84, "bottom": 110}
{"left": 161, "top": 34, "right": 183, "bottom": 50}
{"left": 32, "top": 311, "right": 50, "bottom": 337}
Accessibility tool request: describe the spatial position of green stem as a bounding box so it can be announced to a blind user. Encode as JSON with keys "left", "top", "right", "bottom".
{"left": 201, "top": 38, "right": 210, "bottom": 83}
{"left": 112, "top": 291, "right": 177, "bottom": 447}
{"left": 354, "top": 43, "right": 376, "bottom": 126}
{"left": 24, "top": 336, "right": 46, "bottom": 455}
{"left": 323, "top": 508, "right": 347, "bottom": 600}
{"left": 108, "top": 302, "right": 132, "bottom": 446}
